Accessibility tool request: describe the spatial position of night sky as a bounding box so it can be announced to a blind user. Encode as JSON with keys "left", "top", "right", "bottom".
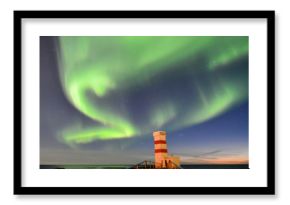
{"left": 40, "top": 36, "right": 248, "bottom": 165}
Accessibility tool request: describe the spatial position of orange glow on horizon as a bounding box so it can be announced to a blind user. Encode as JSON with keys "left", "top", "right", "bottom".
{"left": 181, "top": 156, "right": 248, "bottom": 164}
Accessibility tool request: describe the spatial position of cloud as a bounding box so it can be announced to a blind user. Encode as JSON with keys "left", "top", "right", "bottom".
{"left": 194, "top": 150, "right": 222, "bottom": 158}
{"left": 176, "top": 149, "right": 248, "bottom": 164}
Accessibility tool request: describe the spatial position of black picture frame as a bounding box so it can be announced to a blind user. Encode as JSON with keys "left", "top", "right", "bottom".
{"left": 14, "top": 10, "right": 275, "bottom": 195}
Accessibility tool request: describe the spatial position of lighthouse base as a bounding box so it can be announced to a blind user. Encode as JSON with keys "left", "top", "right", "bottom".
{"left": 155, "top": 155, "right": 181, "bottom": 169}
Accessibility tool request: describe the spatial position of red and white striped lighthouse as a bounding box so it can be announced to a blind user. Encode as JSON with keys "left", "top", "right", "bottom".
{"left": 153, "top": 131, "right": 168, "bottom": 168}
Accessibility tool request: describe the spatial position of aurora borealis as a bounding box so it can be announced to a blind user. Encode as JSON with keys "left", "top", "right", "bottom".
{"left": 40, "top": 36, "right": 249, "bottom": 165}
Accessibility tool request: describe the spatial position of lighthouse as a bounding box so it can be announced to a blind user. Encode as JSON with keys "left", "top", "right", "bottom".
{"left": 153, "top": 131, "right": 180, "bottom": 168}
{"left": 153, "top": 131, "right": 168, "bottom": 168}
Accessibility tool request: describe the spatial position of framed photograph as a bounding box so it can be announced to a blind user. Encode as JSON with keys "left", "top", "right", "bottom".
{"left": 14, "top": 10, "right": 275, "bottom": 195}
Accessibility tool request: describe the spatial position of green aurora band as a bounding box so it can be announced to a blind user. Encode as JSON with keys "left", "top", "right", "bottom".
{"left": 58, "top": 36, "right": 248, "bottom": 144}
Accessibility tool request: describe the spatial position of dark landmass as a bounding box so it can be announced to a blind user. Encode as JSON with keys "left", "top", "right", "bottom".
{"left": 40, "top": 164, "right": 249, "bottom": 169}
